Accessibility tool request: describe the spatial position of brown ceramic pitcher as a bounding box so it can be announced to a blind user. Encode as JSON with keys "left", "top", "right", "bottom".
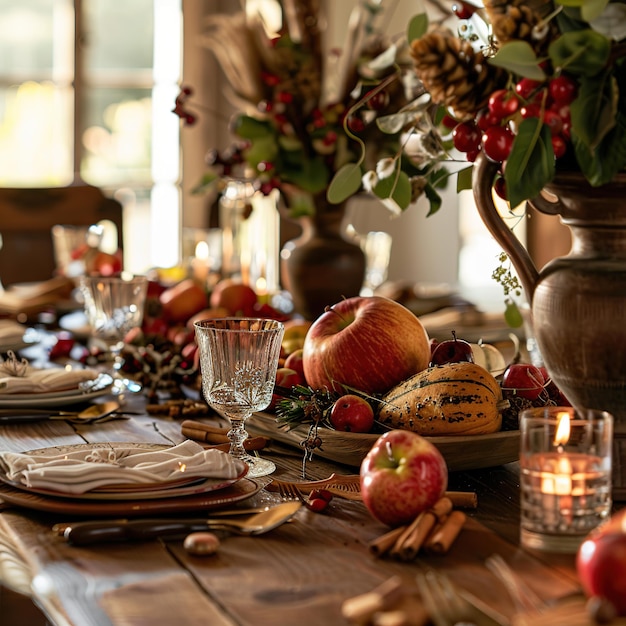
{"left": 472, "top": 153, "right": 626, "bottom": 498}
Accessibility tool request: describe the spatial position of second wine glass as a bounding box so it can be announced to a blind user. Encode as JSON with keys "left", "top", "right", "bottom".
{"left": 194, "top": 318, "right": 284, "bottom": 478}
{"left": 79, "top": 274, "right": 148, "bottom": 393}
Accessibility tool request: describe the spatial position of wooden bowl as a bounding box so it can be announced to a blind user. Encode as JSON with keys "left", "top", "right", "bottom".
{"left": 248, "top": 413, "right": 519, "bottom": 472}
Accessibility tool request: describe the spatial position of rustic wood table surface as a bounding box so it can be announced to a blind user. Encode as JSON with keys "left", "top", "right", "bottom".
{"left": 0, "top": 386, "right": 623, "bottom": 626}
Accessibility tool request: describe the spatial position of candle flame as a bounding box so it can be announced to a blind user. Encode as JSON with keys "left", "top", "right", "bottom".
{"left": 554, "top": 412, "right": 571, "bottom": 446}
{"left": 194, "top": 241, "right": 209, "bottom": 261}
{"left": 179, "top": 462, "right": 187, "bottom": 473}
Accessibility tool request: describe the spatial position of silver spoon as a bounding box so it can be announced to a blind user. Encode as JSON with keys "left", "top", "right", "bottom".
{"left": 63, "top": 501, "right": 302, "bottom": 545}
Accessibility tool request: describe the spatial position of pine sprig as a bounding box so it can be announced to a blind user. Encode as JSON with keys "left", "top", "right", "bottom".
{"left": 274, "top": 384, "right": 338, "bottom": 430}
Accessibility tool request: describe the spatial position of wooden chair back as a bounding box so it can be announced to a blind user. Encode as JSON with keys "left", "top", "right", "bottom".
{"left": 0, "top": 185, "right": 123, "bottom": 286}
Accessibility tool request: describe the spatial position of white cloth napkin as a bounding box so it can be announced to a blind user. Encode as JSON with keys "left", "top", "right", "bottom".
{"left": 0, "top": 440, "right": 242, "bottom": 494}
{"left": 0, "top": 368, "right": 100, "bottom": 395}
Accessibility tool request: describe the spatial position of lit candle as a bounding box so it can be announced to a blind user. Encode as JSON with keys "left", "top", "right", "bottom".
{"left": 540, "top": 411, "right": 573, "bottom": 496}
{"left": 191, "top": 241, "right": 210, "bottom": 284}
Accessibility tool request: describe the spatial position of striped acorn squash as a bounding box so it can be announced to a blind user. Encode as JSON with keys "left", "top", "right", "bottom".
{"left": 378, "top": 362, "right": 503, "bottom": 436}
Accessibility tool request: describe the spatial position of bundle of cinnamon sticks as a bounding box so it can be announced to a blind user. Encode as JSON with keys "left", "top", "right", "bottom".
{"left": 368, "top": 491, "right": 476, "bottom": 561}
{"left": 180, "top": 419, "right": 271, "bottom": 453}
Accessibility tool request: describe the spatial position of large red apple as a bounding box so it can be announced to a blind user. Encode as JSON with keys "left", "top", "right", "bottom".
{"left": 576, "top": 510, "right": 626, "bottom": 616}
{"left": 302, "top": 296, "right": 430, "bottom": 395}
{"left": 360, "top": 429, "right": 448, "bottom": 527}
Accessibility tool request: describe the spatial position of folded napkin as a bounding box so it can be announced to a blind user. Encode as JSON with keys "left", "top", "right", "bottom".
{"left": 0, "top": 367, "right": 100, "bottom": 395}
{"left": 0, "top": 440, "right": 242, "bottom": 494}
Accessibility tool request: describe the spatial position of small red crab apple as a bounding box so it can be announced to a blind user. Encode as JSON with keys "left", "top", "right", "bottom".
{"left": 329, "top": 394, "right": 375, "bottom": 433}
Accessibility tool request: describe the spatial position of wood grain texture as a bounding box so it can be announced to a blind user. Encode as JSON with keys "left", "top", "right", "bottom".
{"left": 0, "top": 399, "right": 621, "bottom": 626}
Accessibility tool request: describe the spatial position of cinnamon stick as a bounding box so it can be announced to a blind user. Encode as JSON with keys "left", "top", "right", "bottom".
{"left": 341, "top": 575, "right": 406, "bottom": 624}
{"left": 424, "top": 510, "right": 467, "bottom": 554}
{"left": 445, "top": 490, "right": 478, "bottom": 509}
{"left": 181, "top": 426, "right": 230, "bottom": 444}
{"left": 368, "top": 525, "right": 407, "bottom": 557}
{"left": 180, "top": 420, "right": 229, "bottom": 435}
{"left": 390, "top": 497, "right": 454, "bottom": 561}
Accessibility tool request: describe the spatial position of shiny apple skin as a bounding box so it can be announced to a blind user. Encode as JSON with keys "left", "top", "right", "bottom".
{"left": 329, "top": 394, "right": 375, "bottom": 433}
{"left": 303, "top": 296, "right": 430, "bottom": 395}
{"left": 577, "top": 510, "right": 626, "bottom": 615}
{"left": 577, "top": 533, "right": 626, "bottom": 615}
{"left": 360, "top": 429, "right": 448, "bottom": 527}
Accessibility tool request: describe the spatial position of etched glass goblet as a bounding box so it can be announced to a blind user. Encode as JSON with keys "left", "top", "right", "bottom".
{"left": 79, "top": 274, "right": 148, "bottom": 392}
{"left": 194, "top": 318, "right": 285, "bottom": 477}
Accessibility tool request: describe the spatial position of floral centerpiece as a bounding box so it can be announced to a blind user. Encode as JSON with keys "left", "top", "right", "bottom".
{"left": 174, "top": 0, "right": 453, "bottom": 218}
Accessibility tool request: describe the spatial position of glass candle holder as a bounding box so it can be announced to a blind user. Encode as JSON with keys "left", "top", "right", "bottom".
{"left": 520, "top": 406, "right": 613, "bottom": 553}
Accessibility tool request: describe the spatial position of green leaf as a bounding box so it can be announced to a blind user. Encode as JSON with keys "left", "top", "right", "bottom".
{"left": 231, "top": 114, "right": 273, "bottom": 139}
{"left": 558, "top": 0, "right": 611, "bottom": 22}
{"left": 456, "top": 165, "right": 473, "bottom": 192}
{"left": 505, "top": 118, "right": 554, "bottom": 208}
{"left": 573, "top": 110, "right": 626, "bottom": 185}
{"left": 285, "top": 156, "right": 330, "bottom": 194}
{"left": 548, "top": 29, "right": 610, "bottom": 76}
{"left": 373, "top": 171, "right": 412, "bottom": 210}
{"left": 407, "top": 13, "right": 428, "bottom": 43}
{"left": 243, "top": 135, "right": 279, "bottom": 168}
{"left": 488, "top": 42, "right": 546, "bottom": 81}
{"left": 327, "top": 163, "right": 362, "bottom": 204}
{"left": 504, "top": 299, "right": 524, "bottom": 328}
{"left": 570, "top": 72, "right": 616, "bottom": 149}
{"left": 423, "top": 183, "right": 442, "bottom": 217}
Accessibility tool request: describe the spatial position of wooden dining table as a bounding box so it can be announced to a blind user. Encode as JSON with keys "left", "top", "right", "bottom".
{"left": 0, "top": 381, "right": 623, "bottom": 626}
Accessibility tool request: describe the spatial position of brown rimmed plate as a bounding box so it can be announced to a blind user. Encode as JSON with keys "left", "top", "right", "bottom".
{"left": 0, "top": 477, "right": 261, "bottom": 517}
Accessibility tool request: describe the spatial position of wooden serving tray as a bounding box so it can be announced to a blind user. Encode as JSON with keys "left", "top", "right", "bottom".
{"left": 248, "top": 412, "right": 520, "bottom": 472}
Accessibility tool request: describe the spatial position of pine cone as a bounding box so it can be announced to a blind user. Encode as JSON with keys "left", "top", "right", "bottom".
{"left": 410, "top": 28, "right": 508, "bottom": 119}
{"left": 484, "top": 0, "right": 559, "bottom": 54}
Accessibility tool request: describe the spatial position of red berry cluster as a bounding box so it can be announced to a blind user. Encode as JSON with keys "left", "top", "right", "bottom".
{"left": 172, "top": 86, "right": 196, "bottom": 126}
{"left": 450, "top": 73, "right": 578, "bottom": 199}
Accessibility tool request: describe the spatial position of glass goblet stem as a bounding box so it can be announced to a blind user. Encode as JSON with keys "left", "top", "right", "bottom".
{"left": 227, "top": 417, "right": 249, "bottom": 460}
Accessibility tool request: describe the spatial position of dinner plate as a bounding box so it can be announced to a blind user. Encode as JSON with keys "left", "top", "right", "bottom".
{"left": 0, "top": 477, "right": 262, "bottom": 517}
{"left": 0, "top": 373, "right": 114, "bottom": 408}
{"left": 0, "top": 442, "right": 249, "bottom": 501}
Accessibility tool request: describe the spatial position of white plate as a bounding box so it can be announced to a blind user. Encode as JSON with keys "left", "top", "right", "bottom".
{"left": 0, "top": 373, "right": 114, "bottom": 408}
{"left": 0, "top": 443, "right": 248, "bottom": 501}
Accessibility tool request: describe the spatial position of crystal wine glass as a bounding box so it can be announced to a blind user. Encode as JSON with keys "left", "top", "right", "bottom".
{"left": 194, "top": 318, "right": 285, "bottom": 478}
{"left": 79, "top": 275, "right": 148, "bottom": 393}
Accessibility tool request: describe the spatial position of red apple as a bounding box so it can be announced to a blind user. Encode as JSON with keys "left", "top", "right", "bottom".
{"left": 160, "top": 279, "right": 209, "bottom": 323}
{"left": 501, "top": 363, "right": 546, "bottom": 400}
{"left": 577, "top": 510, "right": 626, "bottom": 616}
{"left": 360, "top": 429, "right": 448, "bottom": 527}
{"left": 303, "top": 296, "right": 430, "bottom": 395}
{"left": 330, "top": 394, "right": 375, "bottom": 433}
{"left": 284, "top": 349, "right": 305, "bottom": 382}
{"left": 429, "top": 330, "right": 474, "bottom": 366}
{"left": 210, "top": 279, "right": 257, "bottom": 315}
{"left": 269, "top": 367, "right": 303, "bottom": 410}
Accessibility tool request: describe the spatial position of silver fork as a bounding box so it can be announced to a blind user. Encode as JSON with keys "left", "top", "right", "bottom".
{"left": 266, "top": 475, "right": 362, "bottom": 500}
{"left": 415, "top": 570, "right": 476, "bottom": 626}
{"left": 272, "top": 481, "right": 308, "bottom": 503}
{"left": 485, "top": 554, "right": 546, "bottom": 615}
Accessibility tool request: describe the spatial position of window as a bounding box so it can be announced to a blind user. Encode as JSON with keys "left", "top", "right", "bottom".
{"left": 0, "top": 0, "right": 182, "bottom": 272}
